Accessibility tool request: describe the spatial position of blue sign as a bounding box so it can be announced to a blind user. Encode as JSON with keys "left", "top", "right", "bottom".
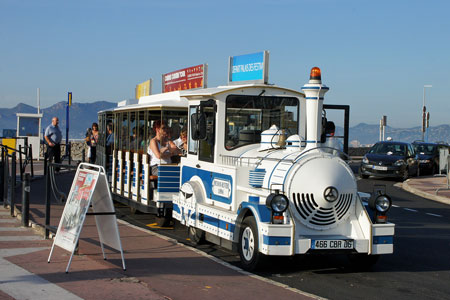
{"left": 229, "top": 51, "right": 268, "bottom": 84}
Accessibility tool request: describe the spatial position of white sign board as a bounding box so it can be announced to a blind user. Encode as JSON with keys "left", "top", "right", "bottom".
{"left": 48, "top": 163, "right": 126, "bottom": 273}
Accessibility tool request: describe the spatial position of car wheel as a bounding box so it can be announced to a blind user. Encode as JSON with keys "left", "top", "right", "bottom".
{"left": 359, "top": 168, "right": 369, "bottom": 179}
{"left": 401, "top": 168, "right": 409, "bottom": 181}
{"left": 431, "top": 164, "right": 437, "bottom": 175}
{"left": 188, "top": 226, "right": 205, "bottom": 245}
{"left": 238, "top": 217, "right": 265, "bottom": 271}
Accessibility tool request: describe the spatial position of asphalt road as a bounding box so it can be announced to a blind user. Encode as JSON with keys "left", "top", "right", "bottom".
{"left": 114, "top": 164, "right": 450, "bottom": 300}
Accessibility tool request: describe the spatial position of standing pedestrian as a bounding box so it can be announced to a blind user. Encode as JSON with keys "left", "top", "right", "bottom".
{"left": 85, "top": 122, "right": 99, "bottom": 164}
{"left": 44, "top": 117, "right": 62, "bottom": 166}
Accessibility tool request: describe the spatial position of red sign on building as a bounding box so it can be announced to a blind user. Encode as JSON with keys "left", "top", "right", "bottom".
{"left": 162, "top": 64, "right": 207, "bottom": 93}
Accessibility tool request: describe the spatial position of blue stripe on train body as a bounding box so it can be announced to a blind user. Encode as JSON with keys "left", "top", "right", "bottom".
{"left": 181, "top": 166, "right": 233, "bottom": 205}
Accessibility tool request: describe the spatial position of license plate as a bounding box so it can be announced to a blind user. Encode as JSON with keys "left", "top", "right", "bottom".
{"left": 372, "top": 165, "right": 387, "bottom": 171}
{"left": 311, "top": 239, "right": 353, "bottom": 250}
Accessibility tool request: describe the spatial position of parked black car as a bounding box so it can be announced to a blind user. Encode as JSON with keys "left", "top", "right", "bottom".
{"left": 412, "top": 141, "right": 447, "bottom": 175}
{"left": 360, "top": 141, "right": 419, "bottom": 181}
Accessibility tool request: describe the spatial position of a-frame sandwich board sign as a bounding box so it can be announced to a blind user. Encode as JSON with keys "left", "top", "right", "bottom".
{"left": 48, "top": 163, "right": 126, "bottom": 273}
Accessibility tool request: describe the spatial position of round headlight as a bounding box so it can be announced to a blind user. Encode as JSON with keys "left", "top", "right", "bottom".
{"left": 266, "top": 193, "right": 289, "bottom": 213}
{"left": 375, "top": 195, "right": 391, "bottom": 213}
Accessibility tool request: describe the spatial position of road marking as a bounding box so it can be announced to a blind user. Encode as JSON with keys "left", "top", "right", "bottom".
{"left": 425, "top": 213, "right": 443, "bottom": 218}
{"left": 403, "top": 208, "right": 418, "bottom": 212}
{"left": 0, "top": 247, "right": 83, "bottom": 300}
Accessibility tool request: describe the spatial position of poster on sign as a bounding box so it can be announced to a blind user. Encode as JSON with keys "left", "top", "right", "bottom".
{"left": 53, "top": 168, "right": 98, "bottom": 252}
{"left": 162, "top": 64, "right": 207, "bottom": 92}
{"left": 49, "top": 163, "right": 126, "bottom": 273}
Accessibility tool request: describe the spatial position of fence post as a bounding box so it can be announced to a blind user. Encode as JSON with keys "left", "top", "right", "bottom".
{"left": 3, "top": 152, "right": 9, "bottom": 208}
{"left": 68, "top": 142, "right": 72, "bottom": 165}
{"left": 29, "top": 144, "right": 34, "bottom": 178}
{"left": 45, "top": 163, "right": 51, "bottom": 239}
{"left": 10, "top": 151, "right": 16, "bottom": 216}
{"left": 0, "top": 147, "right": 5, "bottom": 201}
{"left": 22, "top": 173, "right": 30, "bottom": 227}
{"left": 19, "top": 144, "right": 23, "bottom": 182}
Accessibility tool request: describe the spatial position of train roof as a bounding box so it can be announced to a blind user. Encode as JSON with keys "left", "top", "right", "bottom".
{"left": 99, "top": 84, "right": 305, "bottom": 113}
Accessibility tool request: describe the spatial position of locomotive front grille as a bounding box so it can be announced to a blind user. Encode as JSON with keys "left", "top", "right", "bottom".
{"left": 292, "top": 192, "right": 353, "bottom": 228}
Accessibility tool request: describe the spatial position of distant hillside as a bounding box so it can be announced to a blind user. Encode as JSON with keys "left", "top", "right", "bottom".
{"left": 1, "top": 102, "right": 449, "bottom": 144}
{"left": 0, "top": 101, "right": 116, "bottom": 139}
{"left": 340, "top": 123, "right": 450, "bottom": 146}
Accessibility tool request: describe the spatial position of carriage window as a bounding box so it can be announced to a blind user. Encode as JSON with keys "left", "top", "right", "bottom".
{"left": 225, "top": 95, "right": 299, "bottom": 150}
{"left": 129, "top": 112, "right": 137, "bottom": 152}
{"left": 137, "top": 111, "right": 146, "bottom": 152}
{"left": 120, "top": 113, "right": 129, "bottom": 151}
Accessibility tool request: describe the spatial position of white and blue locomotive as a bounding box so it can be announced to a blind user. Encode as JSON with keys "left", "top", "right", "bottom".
{"left": 173, "top": 67, "right": 394, "bottom": 270}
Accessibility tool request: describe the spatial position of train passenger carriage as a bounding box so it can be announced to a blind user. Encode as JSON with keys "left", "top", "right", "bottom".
{"left": 98, "top": 63, "right": 395, "bottom": 270}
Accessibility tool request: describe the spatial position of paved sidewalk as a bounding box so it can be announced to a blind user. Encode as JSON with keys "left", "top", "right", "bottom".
{"left": 402, "top": 175, "right": 450, "bottom": 205}
{"left": 0, "top": 172, "right": 319, "bottom": 300}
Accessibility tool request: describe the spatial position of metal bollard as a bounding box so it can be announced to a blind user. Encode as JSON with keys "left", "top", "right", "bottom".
{"left": 10, "top": 151, "right": 16, "bottom": 216}
{"left": 45, "top": 163, "right": 51, "bottom": 238}
{"left": 22, "top": 173, "right": 30, "bottom": 227}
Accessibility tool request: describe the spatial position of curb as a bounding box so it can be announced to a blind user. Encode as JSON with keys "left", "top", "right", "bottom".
{"left": 401, "top": 180, "right": 450, "bottom": 205}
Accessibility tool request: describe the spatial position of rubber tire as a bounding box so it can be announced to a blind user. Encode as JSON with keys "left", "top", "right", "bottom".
{"left": 348, "top": 254, "right": 380, "bottom": 270}
{"left": 188, "top": 227, "right": 205, "bottom": 245}
{"left": 238, "top": 217, "right": 265, "bottom": 271}
{"left": 156, "top": 216, "right": 172, "bottom": 227}
{"left": 401, "top": 168, "right": 409, "bottom": 182}
{"left": 431, "top": 164, "right": 437, "bottom": 175}
{"left": 359, "top": 168, "right": 369, "bottom": 179}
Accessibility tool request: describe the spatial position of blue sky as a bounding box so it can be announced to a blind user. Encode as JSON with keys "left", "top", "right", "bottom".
{"left": 1, "top": 0, "right": 449, "bottom": 127}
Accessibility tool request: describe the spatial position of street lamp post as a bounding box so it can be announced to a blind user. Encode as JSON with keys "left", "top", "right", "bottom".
{"left": 422, "top": 85, "right": 432, "bottom": 141}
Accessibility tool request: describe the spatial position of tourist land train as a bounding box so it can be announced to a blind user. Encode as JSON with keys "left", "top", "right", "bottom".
{"left": 95, "top": 52, "right": 394, "bottom": 270}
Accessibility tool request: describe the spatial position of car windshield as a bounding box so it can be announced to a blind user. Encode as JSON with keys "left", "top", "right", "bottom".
{"left": 369, "top": 143, "right": 406, "bottom": 156}
{"left": 414, "top": 144, "right": 436, "bottom": 155}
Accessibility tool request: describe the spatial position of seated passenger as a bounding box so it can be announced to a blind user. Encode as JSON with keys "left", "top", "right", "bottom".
{"left": 173, "top": 128, "right": 188, "bottom": 155}
{"left": 147, "top": 120, "right": 177, "bottom": 175}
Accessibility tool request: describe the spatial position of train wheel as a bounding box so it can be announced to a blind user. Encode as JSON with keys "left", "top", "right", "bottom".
{"left": 188, "top": 227, "right": 205, "bottom": 245}
{"left": 156, "top": 216, "right": 172, "bottom": 227}
{"left": 238, "top": 217, "right": 265, "bottom": 271}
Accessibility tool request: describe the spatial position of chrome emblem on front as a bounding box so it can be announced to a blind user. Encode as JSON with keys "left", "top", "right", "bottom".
{"left": 324, "top": 186, "right": 339, "bottom": 202}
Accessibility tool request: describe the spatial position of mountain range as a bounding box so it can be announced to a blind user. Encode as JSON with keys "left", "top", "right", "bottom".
{"left": 0, "top": 101, "right": 116, "bottom": 139}
{"left": 1, "top": 102, "right": 449, "bottom": 145}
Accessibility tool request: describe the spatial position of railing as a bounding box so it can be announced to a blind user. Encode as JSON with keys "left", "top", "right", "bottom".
{"left": 219, "top": 146, "right": 351, "bottom": 168}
